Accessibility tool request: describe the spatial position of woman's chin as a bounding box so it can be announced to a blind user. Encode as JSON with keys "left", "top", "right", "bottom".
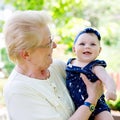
{"left": 50, "top": 58, "right": 53, "bottom": 64}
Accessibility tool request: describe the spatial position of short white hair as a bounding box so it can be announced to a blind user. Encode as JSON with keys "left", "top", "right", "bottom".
{"left": 4, "top": 10, "right": 52, "bottom": 63}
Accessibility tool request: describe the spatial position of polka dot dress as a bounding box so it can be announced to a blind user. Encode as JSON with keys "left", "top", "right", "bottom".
{"left": 66, "top": 58, "right": 110, "bottom": 119}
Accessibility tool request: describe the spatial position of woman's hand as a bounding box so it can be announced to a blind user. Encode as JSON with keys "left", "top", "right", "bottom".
{"left": 69, "top": 74, "right": 103, "bottom": 120}
{"left": 81, "top": 73, "right": 103, "bottom": 105}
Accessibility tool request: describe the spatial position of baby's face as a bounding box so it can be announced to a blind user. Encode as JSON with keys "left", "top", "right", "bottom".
{"left": 73, "top": 33, "right": 101, "bottom": 63}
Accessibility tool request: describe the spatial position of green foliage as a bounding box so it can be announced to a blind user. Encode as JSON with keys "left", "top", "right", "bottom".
{"left": 0, "top": 20, "right": 4, "bottom": 32}
{"left": 107, "top": 92, "right": 120, "bottom": 111}
{"left": 5, "top": 0, "right": 44, "bottom": 10}
{"left": 51, "top": 0, "right": 84, "bottom": 24}
{"left": 100, "top": 22, "right": 120, "bottom": 46}
{"left": 1, "top": 48, "right": 14, "bottom": 77}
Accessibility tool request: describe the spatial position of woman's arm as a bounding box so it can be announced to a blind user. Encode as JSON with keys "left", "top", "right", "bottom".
{"left": 69, "top": 74, "right": 103, "bottom": 120}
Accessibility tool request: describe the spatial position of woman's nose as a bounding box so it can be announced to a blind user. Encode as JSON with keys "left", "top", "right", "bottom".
{"left": 53, "top": 41, "right": 57, "bottom": 48}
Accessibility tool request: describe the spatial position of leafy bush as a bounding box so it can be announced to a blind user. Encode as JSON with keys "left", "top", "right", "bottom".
{"left": 107, "top": 91, "right": 120, "bottom": 111}
{"left": 0, "top": 48, "right": 14, "bottom": 77}
{"left": 0, "top": 78, "right": 7, "bottom": 106}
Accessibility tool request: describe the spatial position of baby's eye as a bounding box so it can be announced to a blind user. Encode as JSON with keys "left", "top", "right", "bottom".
{"left": 79, "top": 43, "right": 85, "bottom": 46}
{"left": 91, "top": 43, "right": 96, "bottom": 46}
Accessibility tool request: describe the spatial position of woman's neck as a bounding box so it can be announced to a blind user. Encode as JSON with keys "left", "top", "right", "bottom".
{"left": 16, "top": 65, "right": 50, "bottom": 80}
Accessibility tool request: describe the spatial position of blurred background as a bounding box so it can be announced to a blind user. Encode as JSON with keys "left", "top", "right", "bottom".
{"left": 0, "top": 0, "right": 120, "bottom": 119}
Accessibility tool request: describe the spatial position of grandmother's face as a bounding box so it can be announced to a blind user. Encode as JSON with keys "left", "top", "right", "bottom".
{"left": 28, "top": 26, "right": 57, "bottom": 69}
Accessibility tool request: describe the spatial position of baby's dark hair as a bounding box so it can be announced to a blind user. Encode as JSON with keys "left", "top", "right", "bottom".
{"left": 74, "top": 27, "right": 101, "bottom": 44}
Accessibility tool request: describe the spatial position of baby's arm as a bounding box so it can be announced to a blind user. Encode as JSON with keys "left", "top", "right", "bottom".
{"left": 93, "top": 66, "right": 117, "bottom": 101}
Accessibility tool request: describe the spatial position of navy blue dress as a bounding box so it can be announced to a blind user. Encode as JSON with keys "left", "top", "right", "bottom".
{"left": 66, "top": 58, "right": 110, "bottom": 120}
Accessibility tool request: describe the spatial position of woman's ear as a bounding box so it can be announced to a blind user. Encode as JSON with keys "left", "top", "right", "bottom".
{"left": 19, "top": 50, "right": 30, "bottom": 59}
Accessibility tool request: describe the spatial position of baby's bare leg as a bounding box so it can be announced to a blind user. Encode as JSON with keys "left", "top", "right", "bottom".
{"left": 94, "top": 111, "right": 114, "bottom": 120}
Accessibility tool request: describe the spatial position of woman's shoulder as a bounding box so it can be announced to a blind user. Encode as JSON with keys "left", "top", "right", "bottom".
{"left": 50, "top": 59, "right": 66, "bottom": 74}
{"left": 51, "top": 59, "right": 66, "bottom": 68}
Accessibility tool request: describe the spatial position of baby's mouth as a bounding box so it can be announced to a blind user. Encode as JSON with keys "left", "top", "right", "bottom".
{"left": 83, "top": 51, "right": 92, "bottom": 55}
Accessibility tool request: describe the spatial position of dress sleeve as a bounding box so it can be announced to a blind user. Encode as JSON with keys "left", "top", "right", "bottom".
{"left": 83, "top": 60, "right": 107, "bottom": 82}
{"left": 91, "top": 60, "right": 107, "bottom": 68}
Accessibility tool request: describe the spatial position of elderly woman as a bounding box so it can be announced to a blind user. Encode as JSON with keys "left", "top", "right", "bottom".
{"left": 3, "top": 10, "right": 103, "bottom": 120}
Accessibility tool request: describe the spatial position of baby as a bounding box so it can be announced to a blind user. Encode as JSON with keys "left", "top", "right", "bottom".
{"left": 66, "top": 27, "right": 116, "bottom": 120}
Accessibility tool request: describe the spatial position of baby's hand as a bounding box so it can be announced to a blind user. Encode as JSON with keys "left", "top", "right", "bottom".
{"left": 105, "top": 90, "right": 117, "bottom": 101}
